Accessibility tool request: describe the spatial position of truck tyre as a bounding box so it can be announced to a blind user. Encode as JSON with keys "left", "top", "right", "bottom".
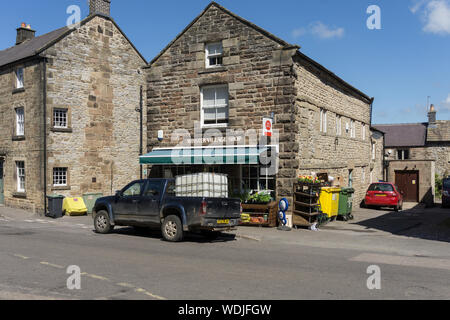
{"left": 94, "top": 211, "right": 114, "bottom": 234}
{"left": 162, "top": 215, "right": 184, "bottom": 242}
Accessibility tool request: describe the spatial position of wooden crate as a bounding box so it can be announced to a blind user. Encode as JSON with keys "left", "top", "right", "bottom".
{"left": 241, "top": 201, "right": 278, "bottom": 227}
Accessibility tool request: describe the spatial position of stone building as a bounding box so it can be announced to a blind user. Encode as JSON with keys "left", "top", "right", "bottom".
{"left": 143, "top": 2, "right": 383, "bottom": 219}
{"left": 374, "top": 105, "right": 449, "bottom": 205}
{"left": 0, "top": 0, "right": 146, "bottom": 213}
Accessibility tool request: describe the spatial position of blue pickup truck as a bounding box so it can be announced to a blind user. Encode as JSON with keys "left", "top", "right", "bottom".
{"left": 92, "top": 178, "right": 241, "bottom": 242}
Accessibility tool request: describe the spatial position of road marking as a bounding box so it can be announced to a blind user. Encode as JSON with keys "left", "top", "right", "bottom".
{"left": 117, "top": 283, "right": 167, "bottom": 300}
{"left": 81, "top": 272, "right": 111, "bottom": 282}
{"left": 117, "top": 282, "right": 135, "bottom": 288}
{"left": 134, "top": 288, "right": 167, "bottom": 300}
{"left": 40, "top": 262, "right": 65, "bottom": 269}
{"left": 350, "top": 253, "right": 450, "bottom": 271}
{"left": 13, "top": 254, "right": 30, "bottom": 260}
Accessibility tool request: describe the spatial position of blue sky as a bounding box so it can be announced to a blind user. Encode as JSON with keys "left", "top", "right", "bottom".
{"left": 1, "top": 0, "right": 449, "bottom": 124}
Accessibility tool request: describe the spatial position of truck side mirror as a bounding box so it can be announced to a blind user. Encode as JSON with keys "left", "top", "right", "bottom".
{"left": 115, "top": 190, "right": 121, "bottom": 198}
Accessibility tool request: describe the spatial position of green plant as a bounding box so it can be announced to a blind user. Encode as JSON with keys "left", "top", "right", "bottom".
{"left": 248, "top": 192, "right": 272, "bottom": 204}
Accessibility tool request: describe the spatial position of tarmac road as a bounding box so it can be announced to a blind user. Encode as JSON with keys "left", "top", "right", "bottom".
{"left": 0, "top": 205, "right": 449, "bottom": 300}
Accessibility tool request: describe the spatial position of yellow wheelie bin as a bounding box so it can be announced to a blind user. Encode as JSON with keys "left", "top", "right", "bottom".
{"left": 63, "top": 197, "right": 88, "bottom": 216}
{"left": 319, "top": 187, "right": 341, "bottom": 220}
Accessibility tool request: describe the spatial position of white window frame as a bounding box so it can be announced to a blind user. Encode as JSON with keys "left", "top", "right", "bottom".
{"left": 350, "top": 120, "right": 355, "bottom": 138}
{"left": 397, "top": 149, "right": 410, "bottom": 160}
{"left": 205, "top": 42, "right": 223, "bottom": 68}
{"left": 320, "top": 109, "right": 327, "bottom": 133}
{"left": 16, "top": 68, "right": 24, "bottom": 89}
{"left": 53, "top": 108, "right": 68, "bottom": 129}
{"left": 16, "top": 161, "right": 25, "bottom": 192}
{"left": 336, "top": 115, "right": 342, "bottom": 136}
{"left": 362, "top": 123, "right": 366, "bottom": 141}
{"left": 53, "top": 168, "right": 68, "bottom": 187}
{"left": 200, "top": 84, "right": 229, "bottom": 128}
{"left": 15, "top": 107, "right": 25, "bottom": 136}
{"left": 372, "top": 142, "right": 376, "bottom": 160}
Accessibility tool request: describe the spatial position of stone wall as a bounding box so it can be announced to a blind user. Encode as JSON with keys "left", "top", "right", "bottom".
{"left": 43, "top": 16, "right": 146, "bottom": 202}
{"left": 146, "top": 5, "right": 297, "bottom": 203}
{"left": 387, "top": 160, "right": 435, "bottom": 206}
{"left": 0, "top": 59, "right": 45, "bottom": 212}
{"left": 293, "top": 55, "right": 377, "bottom": 208}
{"left": 385, "top": 144, "right": 450, "bottom": 178}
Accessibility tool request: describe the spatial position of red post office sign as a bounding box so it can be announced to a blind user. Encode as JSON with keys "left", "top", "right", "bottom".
{"left": 263, "top": 118, "right": 273, "bottom": 137}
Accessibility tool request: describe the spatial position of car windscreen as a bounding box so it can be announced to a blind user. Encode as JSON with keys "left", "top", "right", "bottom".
{"left": 368, "top": 184, "right": 394, "bottom": 192}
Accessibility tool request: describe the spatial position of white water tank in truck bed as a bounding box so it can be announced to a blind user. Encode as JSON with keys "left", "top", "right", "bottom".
{"left": 175, "top": 173, "right": 228, "bottom": 198}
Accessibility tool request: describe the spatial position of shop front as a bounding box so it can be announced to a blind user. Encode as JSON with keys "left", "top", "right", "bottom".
{"left": 140, "top": 145, "right": 277, "bottom": 199}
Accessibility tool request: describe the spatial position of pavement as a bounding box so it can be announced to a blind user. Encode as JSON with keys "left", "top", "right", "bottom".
{"left": 0, "top": 203, "right": 449, "bottom": 300}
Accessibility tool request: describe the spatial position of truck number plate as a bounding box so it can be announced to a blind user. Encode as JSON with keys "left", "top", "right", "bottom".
{"left": 217, "top": 219, "right": 230, "bottom": 224}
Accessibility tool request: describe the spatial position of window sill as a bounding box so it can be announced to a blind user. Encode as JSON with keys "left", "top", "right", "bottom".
{"left": 12, "top": 136, "right": 25, "bottom": 141}
{"left": 12, "top": 192, "right": 27, "bottom": 198}
{"left": 51, "top": 127, "right": 72, "bottom": 133}
{"left": 201, "top": 123, "right": 229, "bottom": 129}
{"left": 12, "top": 88, "right": 25, "bottom": 94}
{"left": 199, "top": 66, "right": 227, "bottom": 74}
{"left": 51, "top": 186, "right": 71, "bottom": 191}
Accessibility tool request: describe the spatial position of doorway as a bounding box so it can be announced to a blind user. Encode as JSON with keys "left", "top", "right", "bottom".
{"left": 395, "top": 170, "right": 419, "bottom": 202}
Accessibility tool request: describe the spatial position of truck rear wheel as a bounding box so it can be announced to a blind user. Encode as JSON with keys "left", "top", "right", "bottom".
{"left": 94, "top": 211, "right": 114, "bottom": 234}
{"left": 162, "top": 215, "right": 184, "bottom": 242}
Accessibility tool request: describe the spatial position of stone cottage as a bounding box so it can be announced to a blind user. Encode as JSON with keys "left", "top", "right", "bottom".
{"left": 143, "top": 1, "right": 384, "bottom": 222}
{"left": 0, "top": 0, "right": 146, "bottom": 213}
{"left": 374, "top": 105, "right": 450, "bottom": 205}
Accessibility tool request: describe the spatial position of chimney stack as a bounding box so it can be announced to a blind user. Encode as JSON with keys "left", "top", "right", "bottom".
{"left": 16, "top": 23, "right": 35, "bottom": 45}
{"left": 89, "top": 0, "right": 111, "bottom": 17}
{"left": 428, "top": 104, "right": 437, "bottom": 125}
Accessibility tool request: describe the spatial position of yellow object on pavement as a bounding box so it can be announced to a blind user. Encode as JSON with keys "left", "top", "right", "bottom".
{"left": 319, "top": 187, "right": 341, "bottom": 218}
{"left": 63, "top": 197, "right": 88, "bottom": 216}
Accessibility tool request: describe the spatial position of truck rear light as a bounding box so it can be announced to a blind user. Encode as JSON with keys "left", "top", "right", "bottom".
{"left": 200, "top": 200, "right": 207, "bottom": 216}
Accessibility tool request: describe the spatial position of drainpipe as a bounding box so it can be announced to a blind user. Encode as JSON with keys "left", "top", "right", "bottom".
{"left": 139, "top": 85, "right": 143, "bottom": 179}
{"left": 42, "top": 57, "right": 47, "bottom": 215}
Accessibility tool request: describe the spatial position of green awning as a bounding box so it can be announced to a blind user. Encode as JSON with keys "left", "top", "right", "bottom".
{"left": 140, "top": 146, "right": 268, "bottom": 165}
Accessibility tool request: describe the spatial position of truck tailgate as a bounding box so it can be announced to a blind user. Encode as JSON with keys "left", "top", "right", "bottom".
{"left": 204, "top": 198, "right": 241, "bottom": 219}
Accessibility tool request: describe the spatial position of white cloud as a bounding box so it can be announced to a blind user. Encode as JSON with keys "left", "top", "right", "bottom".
{"left": 411, "top": 0, "right": 450, "bottom": 35}
{"left": 292, "top": 21, "right": 344, "bottom": 40}
{"left": 409, "top": 0, "right": 429, "bottom": 13}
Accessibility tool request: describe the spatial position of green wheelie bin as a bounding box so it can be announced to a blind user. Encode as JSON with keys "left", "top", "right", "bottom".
{"left": 338, "top": 188, "right": 355, "bottom": 221}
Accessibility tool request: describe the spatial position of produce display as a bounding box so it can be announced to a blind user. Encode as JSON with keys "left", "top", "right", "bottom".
{"left": 298, "top": 175, "right": 321, "bottom": 185}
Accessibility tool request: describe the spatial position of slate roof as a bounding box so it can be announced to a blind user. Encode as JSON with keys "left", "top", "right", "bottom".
{"left": 0, "top": 26, "right": 70, "bottom": 68}
{"left": 0, "top": 14, "right": 146, "bottom": 69}
{"left": 373, "top": 123, "right": 428, "bottom": 147}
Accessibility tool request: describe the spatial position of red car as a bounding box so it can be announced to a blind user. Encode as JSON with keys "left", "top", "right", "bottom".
{"left": 364, "top": 182, "right": 403, "bottom": 212}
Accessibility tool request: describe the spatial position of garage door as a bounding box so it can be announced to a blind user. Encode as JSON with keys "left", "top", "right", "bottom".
{"left": 395, "top": 171, "right": 419, "bottom": 202}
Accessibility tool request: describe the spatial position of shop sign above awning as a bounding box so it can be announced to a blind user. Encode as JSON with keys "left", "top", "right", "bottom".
{"left": 139, "top": 146, "right": 271, "bottom": 165}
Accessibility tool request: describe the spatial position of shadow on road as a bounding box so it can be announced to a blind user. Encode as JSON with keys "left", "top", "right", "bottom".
{"left": 355, "top": 203, "right": 450, "bottom": 243}
{"left": 107, "top": 227, "right": 237, "bottom": 244}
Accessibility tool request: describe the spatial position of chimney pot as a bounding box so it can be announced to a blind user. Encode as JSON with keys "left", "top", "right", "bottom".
{"left": 428, "top": 104, "right": 437, "bottom": 125}
{"left": 16, "top": 24, "right": 36, "bottom": 45}
{"left": 89, "top": 0, "right": 111, "bottom": 17}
